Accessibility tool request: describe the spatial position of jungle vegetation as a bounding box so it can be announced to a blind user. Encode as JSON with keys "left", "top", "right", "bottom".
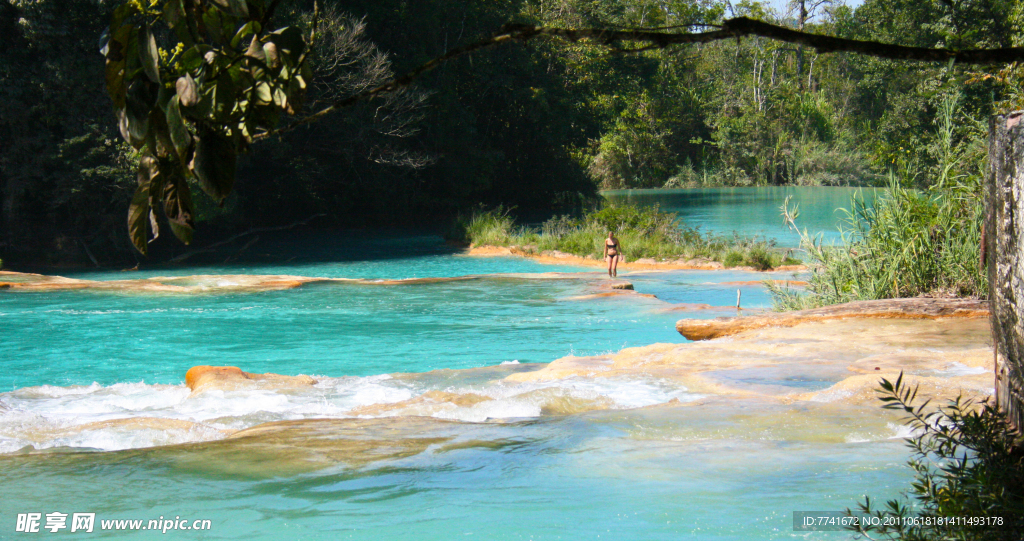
{"left": 0, "top": 0, "right": 1020, "bottom": 264}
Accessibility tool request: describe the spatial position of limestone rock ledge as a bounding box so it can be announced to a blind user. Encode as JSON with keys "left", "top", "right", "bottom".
{"left": 185, "top": 365, "right": 317, "bottom": 394}
{"left": 677, "top": 297, "right": 989, "bottom": 341}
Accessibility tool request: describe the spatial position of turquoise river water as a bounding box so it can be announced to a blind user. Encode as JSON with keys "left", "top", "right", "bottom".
{"left": 0, "top": 190, "right": 921, "bottom": 540}
{"left": 604, "top": 186, "right": 883, "bottom": 246}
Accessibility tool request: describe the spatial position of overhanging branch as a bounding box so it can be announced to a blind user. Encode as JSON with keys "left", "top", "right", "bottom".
{"left": 254, "top": 16, "right": 1024, "bottom": 142}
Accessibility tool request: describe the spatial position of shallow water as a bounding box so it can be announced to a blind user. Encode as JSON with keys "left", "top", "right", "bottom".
{"left": 603, "top": 187, "right": 883, "bottom": 247}
{"left": 0, "top": 233, "right": 956, "bottom": 539}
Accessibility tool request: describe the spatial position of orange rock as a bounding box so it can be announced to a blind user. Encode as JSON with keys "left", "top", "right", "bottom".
{"left": 185, "top": 365, "right": 317, "bottom": 394}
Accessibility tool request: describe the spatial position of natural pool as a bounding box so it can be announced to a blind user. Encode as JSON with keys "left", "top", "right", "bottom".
{"left": 0, "top": 192, "right": 985, "bottom": 540}
{"left": 603, "top": 186, "right": 883, "bottom": 247}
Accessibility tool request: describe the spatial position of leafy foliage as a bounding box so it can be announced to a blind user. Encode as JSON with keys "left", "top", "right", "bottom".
{"left": 769, "top": 94, "right": 988, "bottom": 311}
{"left": 2, "top": 0, "right": 1022, "bottom": 265}
{"left": 845, "top": 374, "right": 1024, "bottom": 541}
{"left": 449, "top": 204, "right": 797, "bottom": 269}
{"left": 100, "top": 0, "right": 312, "bottom": 253}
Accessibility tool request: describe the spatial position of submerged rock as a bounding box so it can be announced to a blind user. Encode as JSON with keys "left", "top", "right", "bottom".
{"left": 185, "top": 365, "right": 317, "bottom": 394}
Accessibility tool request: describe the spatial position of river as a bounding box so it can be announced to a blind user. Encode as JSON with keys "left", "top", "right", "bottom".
{"left": 0, "top": 189, "right": 989, "bottom": 540}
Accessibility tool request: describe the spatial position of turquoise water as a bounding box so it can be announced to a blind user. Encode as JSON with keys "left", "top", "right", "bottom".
{"left": 603, "top": 187, "right": 883, "bottom": 247}
{"left": 0, "top": 232, "right": 912, "bottom": 539}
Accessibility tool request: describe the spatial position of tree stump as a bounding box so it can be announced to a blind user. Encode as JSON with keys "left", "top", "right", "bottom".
{"left": 987, "top": 111, "right": 1024, "bottom": 431}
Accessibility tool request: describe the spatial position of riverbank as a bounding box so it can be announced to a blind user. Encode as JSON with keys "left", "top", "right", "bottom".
{"left": 467, "top": 244, "right": 808, "bottom": 273}
{"left": 449, "top": 206, "right": 805, "bottom": 271}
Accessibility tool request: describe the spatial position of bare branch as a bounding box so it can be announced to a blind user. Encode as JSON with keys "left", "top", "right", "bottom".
{"left": 254, "top": 16, "right": 1024, "bottom": 142}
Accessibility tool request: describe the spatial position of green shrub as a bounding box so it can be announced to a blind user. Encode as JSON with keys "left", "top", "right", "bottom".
{"left": 846, "top": 374, "right": 1024, "bottom": 541}
{"left": 446, "top": 206, "right": 517, "bottom": 246}
{"left": 770, "top": 178, "right": 986, "bottom": 311}
{"left": 744, "top": 244, "right": 776, "bottom": 271}
{"left": 722, "top": 251, "right": 745, "bottom": 267}
{"left": 448, "top": 204, "right": 797, "bottom": 269}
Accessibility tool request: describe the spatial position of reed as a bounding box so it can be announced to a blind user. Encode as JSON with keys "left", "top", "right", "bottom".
{"left": 769, "top": 176, "right": 986, "bottom": 311}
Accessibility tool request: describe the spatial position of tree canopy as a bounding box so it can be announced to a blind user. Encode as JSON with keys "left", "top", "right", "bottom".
{"left": 0, "top": 0, "right": 1020, "bottom": 264}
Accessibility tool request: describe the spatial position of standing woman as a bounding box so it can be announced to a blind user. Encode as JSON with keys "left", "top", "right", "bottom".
{"left": 604, "top": 231, "right": 622, "bottom": 278}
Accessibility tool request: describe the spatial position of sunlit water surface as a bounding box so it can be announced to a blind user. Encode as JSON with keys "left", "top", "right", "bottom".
{"left": 1, "top": 228, "right": 907, "bottom": 539}
{"left": 604, "top": 186, "right": 883, "bottom": 246}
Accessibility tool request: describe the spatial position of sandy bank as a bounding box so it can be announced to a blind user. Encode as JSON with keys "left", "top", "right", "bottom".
{"left": 466, "top": 245, "right": 808, "bottom": 272}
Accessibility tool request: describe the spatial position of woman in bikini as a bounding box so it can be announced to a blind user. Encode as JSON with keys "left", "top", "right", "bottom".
{"left": 604, "top": 232, "right": 621, "bottom": 278}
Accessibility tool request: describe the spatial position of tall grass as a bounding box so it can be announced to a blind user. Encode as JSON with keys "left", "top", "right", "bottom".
{"left": 769, "top": 177, "right": 986, "bottom": 310}
{"left": 770, "top": 92, "right": 988, "bottom": 311}
{"left": 449, "top": 204, "right": 800, "bottom": 270}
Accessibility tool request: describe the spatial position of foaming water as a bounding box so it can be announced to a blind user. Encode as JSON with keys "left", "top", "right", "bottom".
{"left": 0, "top": 365, "right": 702, "bottom": 452}
{"left": 0, "top": 237, "right": 962, "bottom": 539}
{"left": 0, "top": 411, "right": 911, "bottom": 540}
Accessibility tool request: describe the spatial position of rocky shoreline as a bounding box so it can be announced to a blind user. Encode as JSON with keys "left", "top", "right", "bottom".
{"left": 676, "top": 297, "right": 989, "bottom": 340}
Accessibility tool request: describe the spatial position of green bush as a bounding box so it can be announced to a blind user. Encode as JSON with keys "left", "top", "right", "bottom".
{"left": 449, "top": 204, "right": 797, "bottom": 269}
{"left": 846, "top": 374, "right": 1024, "bottom": 541}
{"left": 722, "top": 251, "right": 745, "bottom": 267}
{"left": 446, "top": 206, "right": 520, "bottom": 246}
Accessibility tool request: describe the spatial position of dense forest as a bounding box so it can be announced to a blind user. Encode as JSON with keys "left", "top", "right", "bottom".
{"left": 0, "top": 0, "right": 1020, "bottom": 265}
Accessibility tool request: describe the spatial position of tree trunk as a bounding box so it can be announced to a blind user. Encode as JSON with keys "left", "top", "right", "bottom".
{"left": 796, "top": 0, "right": 806, "bottom": 89}
{"left": 987, "top": 111, "right": 1024, "bottom": 431}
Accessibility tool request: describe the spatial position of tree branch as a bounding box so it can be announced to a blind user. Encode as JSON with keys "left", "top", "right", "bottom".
{"left": 167, "top": 213, "right": 326, "bottom": 263}
{"left": 254, "top": 16, "right": 1024, "bottom": 142}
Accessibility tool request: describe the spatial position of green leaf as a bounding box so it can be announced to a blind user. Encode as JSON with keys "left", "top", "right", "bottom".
{"left": 262, "top": 41, "right": 280, "bottom": 69}
{"left": 165, "top": 96, "right": 192, "bottom": 162}
{"left": 180, "top": 45, "right": 209, "bottom": 73}
{"left": 110, "top": 2, "right": 135, "bottom": 32}
{"left": 98, "top": 28, "right": 110, "bottom": 56}
{"left": 176, "top": 73, "right": 199, "bottom": 108}
{"left": 267, "top": 26, "right": 305, "bottom": 63}
{"left": 148, "top": 107, "right": 175, "bottom": 159}
{"left": 163, "top": 0, "right": 194, "bottom": 47}
{"left": 211, "top": 0, "right": 250, "bottom": 19}
{"left": 211, "top": 75, "right": 238, "bottom": 122}
{"left": 127, "top": 183, "right": 150, "bottom": 255}
{"left": 254, "top": 81, "right": 273, "bottom": 105}
{"left": 116, "top": 107, "right": 130, "bottom": 143}
{"left": 128, "top": 155, "right": 160, "bottom": 255}
{"left": 123, "top": 26, "right": 141, "bottom": 78}
{"left": 103, "top": 24, "right": 133, "bottom": 108}
{"left": 139, "top": 25, "right": 160, "bottom": 83}
{"left": 162, "top": 165, "right": 195, "bottom": 244}
{"left": 149, "top": 209, "right": 160, "bottom": 243}
{"left": 125, "top": 79, "right": 155, "bottom": 147}
{"left": 272, "top": 86, "right": 289, "bottom": 112}
{"left": 191, "top": 127, "right": 236, "bottom": 203}
{"left": 231, "top": 20, "right": 261, "bottom": 49}
{"left": 246, "top": 35, "right": 266, "bottom": 61}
